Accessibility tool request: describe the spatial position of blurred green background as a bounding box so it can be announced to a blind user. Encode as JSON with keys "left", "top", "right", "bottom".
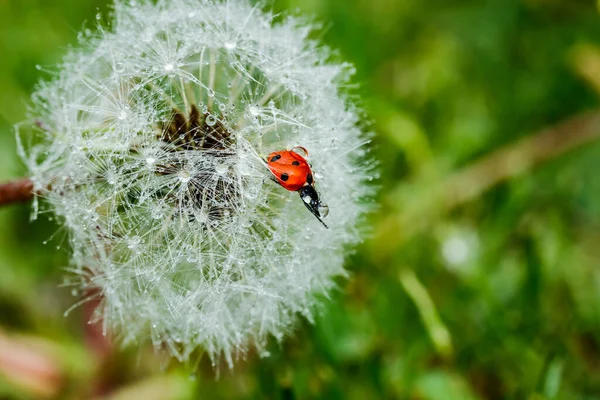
{"left": 1, "top": 0, "right": 600, "bottom": 399}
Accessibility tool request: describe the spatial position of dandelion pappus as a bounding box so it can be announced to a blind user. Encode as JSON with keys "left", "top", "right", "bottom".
{"left": 266, "top": 146, "right": 329, "bottom": 228}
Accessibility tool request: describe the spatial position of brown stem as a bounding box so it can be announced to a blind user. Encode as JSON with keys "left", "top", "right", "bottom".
{"left": 442, "top": 110, "right": 600, "bottom": 208}
{"left": 373, "top": 110, "right": 600, "bottom": 259}
{"left": 0, "top": 178, "right": 34, "bottom": 206}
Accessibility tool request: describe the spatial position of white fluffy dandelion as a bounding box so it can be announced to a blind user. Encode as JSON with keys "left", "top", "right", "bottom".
{"left": 18, "top": 0, "right": 372, "bottom": 365}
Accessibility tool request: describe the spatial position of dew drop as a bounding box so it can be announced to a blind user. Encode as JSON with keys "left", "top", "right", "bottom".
{"left": 207, "top": 89, "right": 215, "bottom": 98}
{"left": 237, "top": 161, "right": 252, "bottom": 176}
{"left": 215, "top": 162, "right": 228, "bottom": 175}
{"left": 127, "top": 235, "right": 143, "bottom": 252}
{"left": 151, "top": 206, "right": 163, "bottom": 220}
{"left": 224, "top": 41, "right": 237, "bottom": 50}
{"left": 179, "top": 170, "right": 191, "bottom": 183}
{"left": 118, "top": 110, "right": 127, "bottom": 120}
{"left": 205, "top": 114, "right": 217, "bottom": 126}
{"left": 244, "top": 186, "right": 259, "bottom": 200}
{"left": 106, "top": 172, "right": 116, "bottom": 185}
{"left": 249, "top": 105, "right": 260, "bottom": 116}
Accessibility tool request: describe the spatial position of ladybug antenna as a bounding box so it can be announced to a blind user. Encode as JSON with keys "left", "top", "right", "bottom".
{"left": 291, "top": 146, "right": 309, "bottom": 158}
{"left": 298, "top": 186, "right": 329, "bottom": 229}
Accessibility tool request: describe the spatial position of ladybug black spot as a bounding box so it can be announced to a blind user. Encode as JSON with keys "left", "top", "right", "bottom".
{"left": 292, "top": 161, "right": 300, "bottom": 166}
{"left": 270, "top": 154, "right": 282, "bottom": 162}
{"left": 306, "top": 174, "right": 313, "bottom": 184}
{"left": 280, "top": 173, "right": 289, "bottom": 181}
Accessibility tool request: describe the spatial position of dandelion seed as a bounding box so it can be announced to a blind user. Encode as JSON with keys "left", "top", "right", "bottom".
{"left": 18, "top": 0, "right": 373, "bottom": 366}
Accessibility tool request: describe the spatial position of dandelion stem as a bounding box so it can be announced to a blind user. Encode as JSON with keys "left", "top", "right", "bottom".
{"left": 0, "top": 178, "right": 34, "bottom": 206}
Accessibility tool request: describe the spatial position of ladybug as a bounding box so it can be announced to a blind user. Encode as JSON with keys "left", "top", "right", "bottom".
{"left": 266, "top": 146, "right": 329, "bottom": 228}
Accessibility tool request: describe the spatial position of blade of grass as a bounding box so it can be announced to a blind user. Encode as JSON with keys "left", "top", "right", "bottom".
{"left": 399, "top": 269, "right": 453, "bottom": 358}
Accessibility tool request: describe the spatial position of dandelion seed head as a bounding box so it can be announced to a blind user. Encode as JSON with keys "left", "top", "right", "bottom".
{"left": 18, "top": 0, "right": 373, "bottom": 366}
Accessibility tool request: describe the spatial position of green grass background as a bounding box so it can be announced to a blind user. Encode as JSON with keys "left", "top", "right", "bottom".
{"left": 1, "top": 0, "right": 600, "bottom": 399}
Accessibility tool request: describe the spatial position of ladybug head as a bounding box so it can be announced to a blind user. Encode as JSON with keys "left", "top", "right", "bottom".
{"left": 298, "top": 185, "right": 329, "bottom": 228}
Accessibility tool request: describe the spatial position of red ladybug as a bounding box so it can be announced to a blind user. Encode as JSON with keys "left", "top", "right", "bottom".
{"left": 266, "top": 146, "right": 329, "bottom": 228}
